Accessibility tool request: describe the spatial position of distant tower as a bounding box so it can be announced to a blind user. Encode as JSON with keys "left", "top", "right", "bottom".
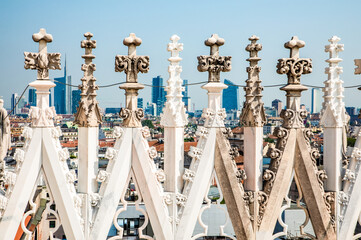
{"left": 54, "top": 57, "right": 72, "bottom": 114}
{"left": 138, "top": 97, "right": 143, "bottom": 109}
{"left": 11, "top": 93, "right": 18, "bottom": 115}
{"left": 151, "top": 75, "right": 165, "bottom": 115}
{"left": 71, "top": 89, "right": 81, "bottom": 114}
{"left": 311, "top": 88, "right": 322, "bottom": 113}
{"left": 28, "top": 89, "right": 36, "bottom": 106}
{"left": 182, "top": 79, "right": 191, "bottom": 111}
{"left": 272, "top": 99, "right": 282, "bottom": 116}
{"left": 222, "top": 79, "right": 239, "bottom": 111}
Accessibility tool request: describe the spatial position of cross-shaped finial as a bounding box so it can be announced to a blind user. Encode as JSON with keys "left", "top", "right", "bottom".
{"left": 284, "top": 36, "right": 305, "bottom": 59}
{"left": 115, "top": 33, "right": 149, "bottom": 83}
{"left": 277, "top": 36, "right": 312, "bottom": 85}
{"left": 325, "top": 36, "right": 344, "bottom": 61}
{"left": 24, "top": 28, "right": 61, "bottom": 80}
{"left": 81, "top": 32, "right": 96, "bottom": 57}
{"left": 168, "top": 35, "right": 183, "bottom": 61}
{"left": 197, "top": 34, "right": 231, "bottom": 83}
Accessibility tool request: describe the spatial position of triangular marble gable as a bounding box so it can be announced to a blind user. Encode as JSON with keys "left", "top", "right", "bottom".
{"left": 0, "top": 127, "right": 85, "bottom": 240}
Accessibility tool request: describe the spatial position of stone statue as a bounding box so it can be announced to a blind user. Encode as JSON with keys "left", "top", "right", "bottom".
{"left": 0, "top": 99, "right": 10, "bottom": 171}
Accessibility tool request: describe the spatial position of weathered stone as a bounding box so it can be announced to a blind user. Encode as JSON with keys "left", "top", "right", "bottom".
{"left": 74, "top": 32, "right": 102, "bottom": 127}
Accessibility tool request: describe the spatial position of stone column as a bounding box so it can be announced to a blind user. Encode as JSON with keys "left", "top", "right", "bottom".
{"left": 160, "top": 35, "right": 188, "bottom": 234}
{"left": 198, "top": 34, "right": 231, "bottom": 124}
{"left": 320, "top": 36, "right": 346, "bottom": 192}
{"left": 115, "top": 33, "right": 149, "bottom": 128}
{"left": 73, "top": 32, "right": 102, "bottom": 237}
{"left": 240, "top": 35, "right": 266, "bottom": 192}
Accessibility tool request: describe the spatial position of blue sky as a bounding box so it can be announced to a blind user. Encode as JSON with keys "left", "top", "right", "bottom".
{"left": 1, "top": 0, "right": 361, "bottom": 110}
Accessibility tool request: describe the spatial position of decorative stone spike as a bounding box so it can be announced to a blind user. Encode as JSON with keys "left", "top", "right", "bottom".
{"left": 277, "top": 36, "right": 312, "bottom": 129}
{"left": 240, "top": 35, "right": 266, "bottom": 127}
{"left": 197, "top": 34, "right": 231, "bottom": 83}
{"left": 24, "top": 28, "right": 61, "bottom": 80}
{"left": 0, "top": 99, "right": 10, "bottom": 192}
{"left": 115, "top": 33, "right": 149, "bottom": 127}
{"left": 25, "top": 28, "right": 60, "bottom": 127}
{"left": 320, "top": 36, "right": 347, "bottom": 128}
{"left": 74, "top": 32, "right": 102, "bottom": 127}
{"left": 160, "top": 35, "right": 188, "bottom": 127}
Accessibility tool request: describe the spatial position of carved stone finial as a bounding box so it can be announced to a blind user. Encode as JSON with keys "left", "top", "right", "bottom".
{"left": 355, "top": 59, "right": 361, "bottom": 75}
{"left": 115, "top": 33, "right": 149, "bottom": 127}
{"left": 24, "top": 28, "right": 61, "bottom": 80}
{"left": 240, "top": 35, "right": 266, "bottom": 127}
{"left": 320, "top": 36, "right": 347, "bottom": 128}
{"left": 74, "top": 32, "right": 102, "bottom": 127}
{"left": 197, "top": 34, "right": 231, "bottom": 83}
{"left": 277, "top": 36, "right": 312, "bottom": 128}
{"left": 160, "top": 35, "right": 188, "bottom": 127}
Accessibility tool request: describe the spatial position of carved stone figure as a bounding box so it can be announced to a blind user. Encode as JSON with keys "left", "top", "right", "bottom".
{"left": 116, "top": 33, "right": 149, "bottom": 127}
{"left": 74, "top": 32, "right": 102, "bottom": 127}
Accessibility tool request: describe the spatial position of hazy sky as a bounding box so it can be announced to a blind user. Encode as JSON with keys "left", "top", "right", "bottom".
{"left": 1, "top": 0, "right": 361, "bottom": 110}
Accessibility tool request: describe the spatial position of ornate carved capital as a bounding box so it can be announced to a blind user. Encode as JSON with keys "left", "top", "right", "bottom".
{"left": 74, "top": 32, "right": 102, "bottom": 127}
{"left": 240, "top": 35, "right": 266, "bottom": 127}
{"left": 197, "top": 34, "right": 231, "bottom": 83}
{"left": 24, "top": 28, "right": 61, "bottom": 80}
{"left": 116, "top": 33, "right": 148, "bottom": 127}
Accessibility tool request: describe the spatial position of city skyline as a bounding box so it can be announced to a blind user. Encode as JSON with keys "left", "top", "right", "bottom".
{"left": 1, "top": 1, "right": 361, "bottom": 111}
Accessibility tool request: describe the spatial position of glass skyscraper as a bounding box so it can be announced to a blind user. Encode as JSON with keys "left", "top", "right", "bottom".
{"left": 151, "top": 76, "right": 166, "bottom": 116}
{"left": 54, "top": 59, "right": 71, "bottom": 114}
{"left": 72, "top": 89, "right": 81, "bottom": 114}
{"left": 222, "top": 79, "right": 239, "bottom": 112}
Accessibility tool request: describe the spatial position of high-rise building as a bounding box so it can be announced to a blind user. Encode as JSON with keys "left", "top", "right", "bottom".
{"left": 11, "top": 93, "right": 19, "bottom": 115}
{"left": 222, "top": 79, "right": 239, "bottom": 112}
{"left": 28, "top": 89, "right": 36, "bottom": 106}
{"left": 151, "top": 76, "right": 166, "bottom": 116}
{"left": 72, "top": 89, "right": 81, "bottom": 114}
{"left": 346, "top": 107, "right": 357, "bottom": 116}
{"left": 311, "top": 88, "right": 322, "bottom": 114}
{"left": 182, "top": 79, "right": 191, "bottom": 111}
{"left": 67, "top": 75, "right": 72, "bottom": 114}
{"left": 272, "top": 99, "right": 282, "bottom": 116}
{"left": 54, "top": 59, "right": 71, "bottom": 114}
{"left": 138, "top": 98, "right": 143, "bottom": 109}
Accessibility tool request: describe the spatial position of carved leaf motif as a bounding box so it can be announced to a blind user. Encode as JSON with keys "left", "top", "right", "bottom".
{"left": 277, "top": 58, "right": 312, "bottom": 84}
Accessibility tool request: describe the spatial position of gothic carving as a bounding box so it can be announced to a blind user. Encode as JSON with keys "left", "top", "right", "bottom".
{"left": 175, "top": 193, "right": 187, "bottom": 207}
{"left": 105, "top": 148, "right": 118, "bottom": 161}
{"left": 197, "top": 34, "right": 231, "bottom": 83}
{"left": 58, "top": 148, "right": 70, "bottom": 162}
{"left": 148, "top": 146, "right": 158, "bottom": 160}
{"left": 316, "top": 170, "right": 328, "bottom": 190}
{"left": 51, "top": 126, "right": 62, "bottom": 139}
{"left": 74, "top": 32, "right": 102, "bottom": 127}
{"left": 112, "top": 126, "right": 124, "bottom": 139}
{"left": 221, "top": 127, "right": 233, "bottom": 138}
{"left": 24, "top": 29, "right": 61, "bottom": 80}
{"left": 196, "top": 126, "right": 209, "bottom": 139}
{"left": 0, "top": 100, "right": 10, "bottom": 179}
{"left": 29, "top": 106, "right": 56, "bottom": 127}
{"left": 240, "top": 35, "right": 266, "bottom": 127}
{"left": 235, "top": 169, "right": 247, "bottom": 183}
{"left": 141, "top": 126, "right": 151, "bottom": 139}
{"left": 160, "top": 35, "right": 188, "bottom": 127}
{"left": 343, "top": 169, "right": 356, "bottom": 183}
{"left": 116, "top": 33, "right": 149, "bottom": 127}
{"left": 182, "top": 169, "right": 195, "bottom": 182}
{"left": 90, "top": 193, "right": 101, "bottom": 207}
{"left": 280, "top": 108, "right": 308, "bottom": 129}
{"left": 188, "top": 146, "right": 203, "bottom": 161}
{"left": 355, "top": 59, "right": 361, "bottom": 75}
{"left": 96, "top": 170, "right": 110, "bottom": 183}
{"left": 338, "top": 191, "right": 349, "bottom": 206}
{"left": 66, "top": 170, "right": 77, "bottom": 184}
{"left": 320, "top": 36, "right": 347, "bottom": 128}
{"left": 257, "top": 191, "right": 269, "bottom": 226}
{"left": 155, "top": 169, "right": 166, "bottom": 183}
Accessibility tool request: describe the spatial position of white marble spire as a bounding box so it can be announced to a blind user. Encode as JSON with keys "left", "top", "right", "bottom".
{"left": 160, "top": 35, "right": 188, "bottom": 127}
